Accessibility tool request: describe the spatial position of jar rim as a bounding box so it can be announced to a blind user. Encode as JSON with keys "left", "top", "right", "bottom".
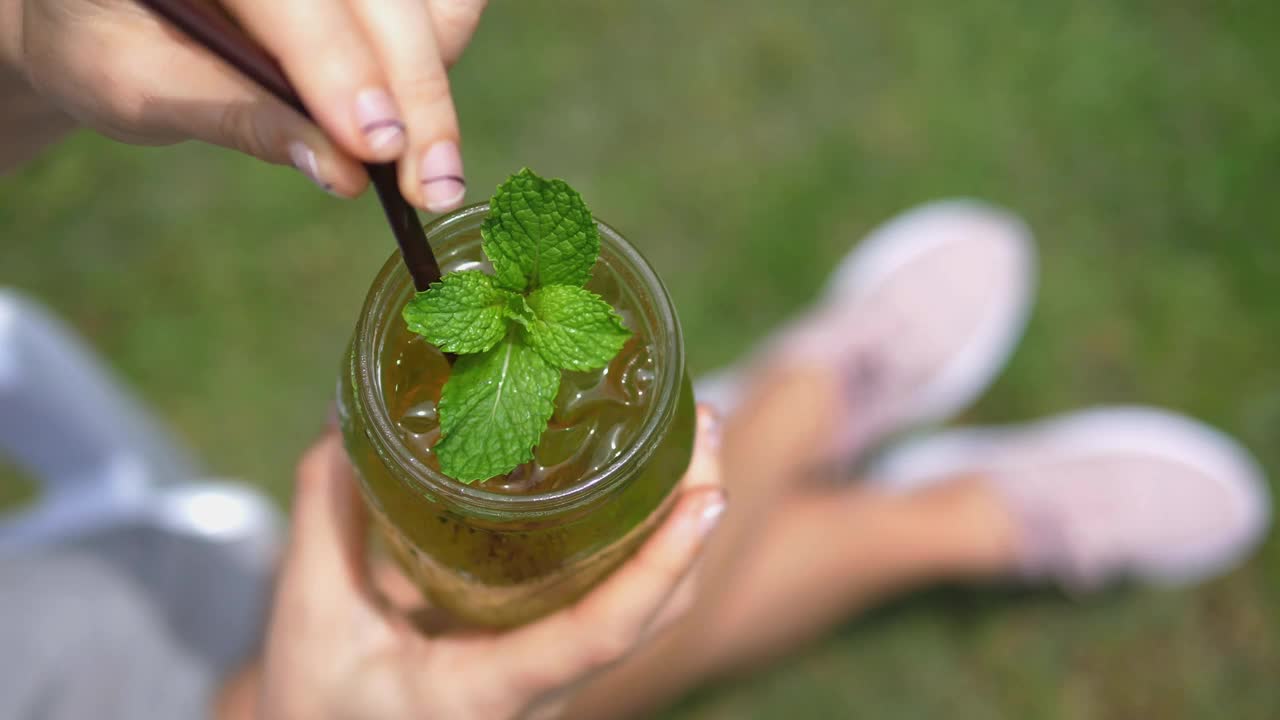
{"left": 351, "top": 203, "right": 685, "bottom": 517}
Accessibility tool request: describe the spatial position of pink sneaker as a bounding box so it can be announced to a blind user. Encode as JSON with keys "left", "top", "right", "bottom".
{"left": 869, "top": 407, "right": 1273, "bottom": 590}
{"left": 697, "top": 200, "right": 1036, "bottom": 459}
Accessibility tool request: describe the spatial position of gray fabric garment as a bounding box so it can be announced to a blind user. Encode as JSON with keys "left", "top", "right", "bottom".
{"left": 0, "top": 526, "right": 274, "bottom": 720}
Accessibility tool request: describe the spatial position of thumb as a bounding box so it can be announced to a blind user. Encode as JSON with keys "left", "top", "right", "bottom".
{"left": 278, "top": 430, "right": 373, "bottom": 608}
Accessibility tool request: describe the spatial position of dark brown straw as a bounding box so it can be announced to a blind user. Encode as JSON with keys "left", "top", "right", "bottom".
{"left": 137, "top": 0, "right": 442, "bottom": 291}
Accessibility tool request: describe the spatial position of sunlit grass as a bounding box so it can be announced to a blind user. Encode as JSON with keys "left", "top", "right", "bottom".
{"left": 1, "top": 1, "right": 1276, "bottom": 717}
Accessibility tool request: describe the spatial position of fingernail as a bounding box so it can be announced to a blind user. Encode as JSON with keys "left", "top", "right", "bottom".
{"left": 420, "top": 141, "right": 466, "bottom": 213}
{"left": 355, "top": 88, "right": 406, "bottom": 158}
{"left": 696, "top": 489, "right": 727, "bottom": 538}
{"left": 288, "top": 141, "right": 337, "bottom": 195}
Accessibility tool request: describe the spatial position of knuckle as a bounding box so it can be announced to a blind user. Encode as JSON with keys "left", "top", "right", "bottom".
{"left": 506, "top": 664, "right": 556, "bottom": 701}
{"left": 583, "top": 617, "right": 643, "bottom": 670}
{"left": 91, "top": 71, "right": 150, "bottom": 129}
{"left": 216, "top": 102, "right": 272, "bottom": 160}
{"left": 428, "top": 0, "right": 488, "bottom": 66}
{"left": 398, "top": 71, "right": 455, "bottom": 113}
{"left": 25, "top": 12, "right": 180, "bottom": 137}
{"left": 295, "top": 440, "right": 335, "bottom": 488}
{"left": 94, "top": 43, "right": 167, "bottom": 129}
{"left": 307, "top": 52, "right": 365, "bottom": 92}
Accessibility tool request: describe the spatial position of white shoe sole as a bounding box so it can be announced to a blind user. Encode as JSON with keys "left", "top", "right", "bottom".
{"left": 869, "top": 407, "right": 1272, "bottom": 587}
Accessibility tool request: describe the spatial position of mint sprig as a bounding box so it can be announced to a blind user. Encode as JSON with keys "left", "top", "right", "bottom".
{"left": 402, "top": 169, "right": 632, "bottom": 483}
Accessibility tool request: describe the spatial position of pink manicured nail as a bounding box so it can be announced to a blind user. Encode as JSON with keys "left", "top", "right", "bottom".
{"left": 288, "top": 141, "right": 336, "bottom": 195}
{"left": 696, "top": 490, "right": 727, "bottom": 537}
{"left": 419, "top": 141, "right": 466, "bottom": 213}
{"left": 355, "top": 88, "right": 406, "bottom": 158}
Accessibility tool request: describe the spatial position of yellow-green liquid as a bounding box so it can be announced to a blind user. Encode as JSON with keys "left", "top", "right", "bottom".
{"left": 343, "top": 229, "right": 695, "bottom": 627}
{"left": 383, "top": 303, "right": 658, "bottom": 495}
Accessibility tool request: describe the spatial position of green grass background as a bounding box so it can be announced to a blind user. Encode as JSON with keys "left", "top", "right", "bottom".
{"left": 2, "top": 1, "right": 1278, "bottom": 717}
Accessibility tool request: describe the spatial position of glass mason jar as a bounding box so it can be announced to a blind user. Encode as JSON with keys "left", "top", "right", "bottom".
{"left": 338, "top": 204, "right": 695, "bottom": 627}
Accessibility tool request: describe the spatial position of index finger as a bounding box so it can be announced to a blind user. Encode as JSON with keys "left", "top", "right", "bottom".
{"left": 345, "top": 0, "right": 466, "bottom": 212}
{"left": 220, "top": 0, "right": 405, "bottom": 163}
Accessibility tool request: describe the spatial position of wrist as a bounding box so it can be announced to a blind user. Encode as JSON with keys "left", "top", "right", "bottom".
{"left": 1, "top": 0, "right": 24, "bottom": 74}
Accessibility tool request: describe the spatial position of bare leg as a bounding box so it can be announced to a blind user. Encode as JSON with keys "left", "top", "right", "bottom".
{"left": 566, "top": 373, "right": 1272, "bottom": 720}
{"left": 565, "top": 480, "right": 1018, "bottom": 720}
{"left": 692, "top": 478, "right": 1016, "bottom": 676}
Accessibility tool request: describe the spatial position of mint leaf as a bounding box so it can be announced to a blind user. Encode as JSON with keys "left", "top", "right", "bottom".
{"left": 434, "top": 335, "right": 560, "bottom": 482}
{"left": 402, "top": 167, "right": 634, "bottom": 482}
{"left": 482, "top": 168, "right": 600, "bottom": 292}
{"left": 524, "top": 285, "right": 632, "bottom": 371}
{"left": 402, "top": 271, "right": 516, "bottom": 354}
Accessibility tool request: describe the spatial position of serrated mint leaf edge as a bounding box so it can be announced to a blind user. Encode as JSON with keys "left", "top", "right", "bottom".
{"left": 480, "top": 168, "right": 601, "bottom": 293}
{"left": 401, "top": 270, "right": 517, "bottom": 354}
{"left": 522, "top": 284, "right": 633, "bottom": 372}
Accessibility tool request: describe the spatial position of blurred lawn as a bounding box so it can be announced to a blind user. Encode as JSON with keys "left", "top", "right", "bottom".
{"left": 3, "top": 0, "right": 1279, "bottom": 717}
